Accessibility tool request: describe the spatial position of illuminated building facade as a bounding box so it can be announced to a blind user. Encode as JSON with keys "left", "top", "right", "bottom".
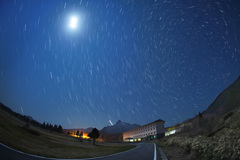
{"left": 123, "top": 119, "right": 165, "bottom": 142}
{"left": 165, "top": 122, "right": 190, "bottom": 136}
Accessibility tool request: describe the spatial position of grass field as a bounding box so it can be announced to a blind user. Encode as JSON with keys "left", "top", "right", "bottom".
{"left": 0, "top": 109, "right": 135, "bottom": 159}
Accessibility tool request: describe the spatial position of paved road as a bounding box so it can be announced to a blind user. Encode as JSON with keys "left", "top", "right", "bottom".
{"left": 0, "top": 143, "right": 161, "bottom": 160}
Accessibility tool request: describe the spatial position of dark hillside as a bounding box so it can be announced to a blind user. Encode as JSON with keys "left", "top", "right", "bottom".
{"left": 181, "top": 76, "right": 240, "bottom": 135}
{"left": 203, "top": 76, "right": 240, "bottom": 117}
{"left": 159, "top": 76, "right": 240, "bottom": 160}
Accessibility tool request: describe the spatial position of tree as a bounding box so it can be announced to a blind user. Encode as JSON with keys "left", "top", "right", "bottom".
{"left": 54, "top": 124, "right": 58, "bottom": 132}
{"left": 46, "top": 123, "right": 49, "bottom": 130}
{"left": 88, "top": 128, "right": 99, "bottom": 145}
{"left": 80, "top": 131, "right": 83, "bottom": 138}
{"left": 49, "top": 124, "right": 53, "bottom": 131}
{"left": 76, "top": 130, "right": 79, "bottom": 137}
{"left": 79, "top": 131, "right": 83, "bottom": 142}
{"left": 57, "top": 125, "right": 63, "bottom": 133}
{"left": 42, "top": 122, "right": 46, "bottom": 129}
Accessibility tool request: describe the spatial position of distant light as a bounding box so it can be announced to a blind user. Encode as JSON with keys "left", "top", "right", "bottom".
{"left": 69, "top": 16, "right": 78, "bottom": 29}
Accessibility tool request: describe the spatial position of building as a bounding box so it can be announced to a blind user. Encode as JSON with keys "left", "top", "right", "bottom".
{"left": 165, "top": 122, "right": 191, "bottom": 136}
{"left": 123, "top": 119, "right": 165, "bottom": 142}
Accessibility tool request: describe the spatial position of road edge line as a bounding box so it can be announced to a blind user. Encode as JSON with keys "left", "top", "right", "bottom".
{"left": 0, "top": 142, "right": 54, "bottom": 159}
{"left": 154, "top": 143, "right": 157, "bottom": 160}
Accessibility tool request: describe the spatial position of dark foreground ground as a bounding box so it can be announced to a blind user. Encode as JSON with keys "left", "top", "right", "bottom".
{"left": 0, "top": 142, "right": 161, "bottom": 160}
{"left": 161, "top": 145, "right": 201, "bottom": 160}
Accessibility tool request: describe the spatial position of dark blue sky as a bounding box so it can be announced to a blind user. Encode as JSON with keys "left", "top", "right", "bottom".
{"left": 0, "top": 0, "right": 240, "bottom": 129}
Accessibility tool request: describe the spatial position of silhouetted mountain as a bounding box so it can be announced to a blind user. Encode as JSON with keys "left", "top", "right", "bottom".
{"left": 101, "top": 120, "right": 140, "bottom": 134}
{"left": 27, "top": 116, "right": 35, "bottom": 121}
{"left": 0, "top": 102, "right": 14, "bottom": 113}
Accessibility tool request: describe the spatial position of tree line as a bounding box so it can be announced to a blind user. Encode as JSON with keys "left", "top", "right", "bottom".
{"left": 75, "top": 130, "right": 83, "bottom": 138}
{"left": 41, "top": 122, "right": 63, "bottom": 133}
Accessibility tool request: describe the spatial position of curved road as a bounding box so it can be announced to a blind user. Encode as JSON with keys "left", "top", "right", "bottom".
{"left": 0, "top": 143, "right": 161, "bottom": 160}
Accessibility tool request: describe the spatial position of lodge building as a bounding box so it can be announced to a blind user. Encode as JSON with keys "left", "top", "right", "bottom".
{"left": 123, "top": 119, "right": 165, "bottom": 142}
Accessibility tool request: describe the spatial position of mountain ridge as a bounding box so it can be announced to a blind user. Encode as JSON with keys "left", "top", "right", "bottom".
{"left": 101, "top": 120, "right": 140, "bottom": 134}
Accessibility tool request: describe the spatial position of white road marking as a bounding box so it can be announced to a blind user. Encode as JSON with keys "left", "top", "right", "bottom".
{"left": 154, "top": 143, "right": 157, "bottom": 160}
{"left": 0, "top": 142, "right": 53, "bottom": 159}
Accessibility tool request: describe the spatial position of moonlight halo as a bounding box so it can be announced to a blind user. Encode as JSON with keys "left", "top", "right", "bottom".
{"left": 69, "top": 16, "right": 78, "bottom": 29}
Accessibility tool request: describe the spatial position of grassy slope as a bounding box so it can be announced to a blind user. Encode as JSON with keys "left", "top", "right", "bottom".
{"left": 0, "top": 108, "right": 135, "bottom": 159}
{"left": 159, "top": 108, "right": 240, "bottom": 160}
{"left": 158, "top": 76, "right": 240, "bottom": 160}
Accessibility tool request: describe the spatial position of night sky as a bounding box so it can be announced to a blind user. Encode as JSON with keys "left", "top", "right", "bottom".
{"left": 0, "top": 0, "right": 240, "bottom": 129}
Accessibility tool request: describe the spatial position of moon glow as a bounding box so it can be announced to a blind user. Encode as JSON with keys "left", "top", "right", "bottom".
{"left": 69, "top": 16, "right": 78, "bottom": 29}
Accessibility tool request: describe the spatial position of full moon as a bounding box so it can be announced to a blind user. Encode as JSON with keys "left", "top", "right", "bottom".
{"left": 69, "top": 16, "right": 78, "bottom": 29}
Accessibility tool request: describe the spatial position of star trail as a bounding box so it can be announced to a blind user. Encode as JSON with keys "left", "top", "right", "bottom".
{"left": 0, "top": 0, "right": 240, "bottom": 129}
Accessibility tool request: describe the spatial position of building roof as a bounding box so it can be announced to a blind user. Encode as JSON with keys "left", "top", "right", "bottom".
{"left": 139, "top": 119, "right": 165, "bottom": 128}
{"left": 123, "top": 119, "right": 165, "bottom": 134}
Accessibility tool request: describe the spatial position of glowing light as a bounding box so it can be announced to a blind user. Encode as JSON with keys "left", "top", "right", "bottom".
{"left": 109, "top": 120, "right": 113, "bottom": 125}
{"left": 69, "top": 131, "right": 90, "bottom": 139}
{"left": 82, "top": 133, "right": 89, "bottom": 139}
{"left": 69, "top": 16, "right": 78, "bottom": 29}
